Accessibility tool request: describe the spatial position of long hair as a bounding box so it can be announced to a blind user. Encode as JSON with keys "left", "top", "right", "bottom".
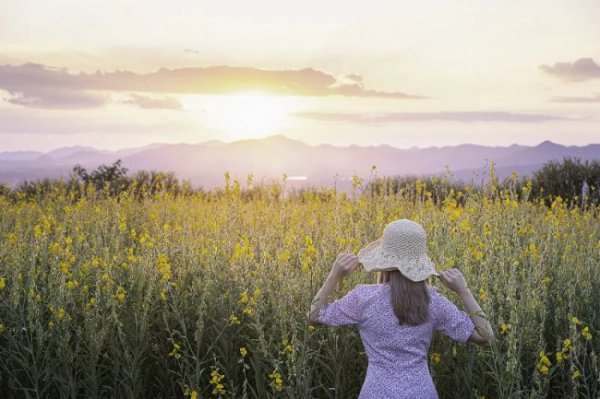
{"left": 377, "top": 269, "right": 430, "bottom": 326}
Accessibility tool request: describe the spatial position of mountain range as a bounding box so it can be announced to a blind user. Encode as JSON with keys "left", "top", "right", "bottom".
{"left": 1, "top": 135, "right": 599, "bottom": 191}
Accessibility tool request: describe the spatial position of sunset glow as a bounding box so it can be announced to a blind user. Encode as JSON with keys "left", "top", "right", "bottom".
{"left": 184, "top": 91, "right": 305, "bottom": 140}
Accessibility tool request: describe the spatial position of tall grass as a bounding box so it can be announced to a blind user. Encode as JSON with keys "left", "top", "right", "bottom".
{"left": 0, "top": 169, "right": 599, "bottom": 398}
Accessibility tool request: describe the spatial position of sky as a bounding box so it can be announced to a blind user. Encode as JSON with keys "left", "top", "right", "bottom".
{"left": 1, "top": 0, "right": 599, "bottom": 151}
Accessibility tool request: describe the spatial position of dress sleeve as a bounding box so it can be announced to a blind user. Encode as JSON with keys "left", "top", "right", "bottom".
{"left": 432, "top": 289, "right": 475, "bottom": 343}
{"left": 318, "top": 285, "right": 364, "bottom": 326}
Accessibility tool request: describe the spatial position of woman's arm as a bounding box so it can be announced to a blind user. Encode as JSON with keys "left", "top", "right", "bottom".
{"left": 438, "top": 268, "right": 495, "bottom": 345}
{"left": 307, "top": 253, "right": 360, "bottom": 325}
{"left": 457, "top": 287, "right": 495, "bottom": 345}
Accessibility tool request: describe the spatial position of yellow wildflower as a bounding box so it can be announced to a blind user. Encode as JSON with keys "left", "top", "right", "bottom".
{"left": 537, "top": 351, "right": 551, "bottom": 375}
{"left": 209, "top": 370, "right": 226, "bottom": 395}
{"left": 572, "top": 370, "right": 581, "bottom": 379}
{"left": 280, "top": 339, "right": 295, "bottom": 356}
{"left": 157, "top": 254, "right": 172, "bottom": 281}
{"left": 240, "top": 347, "right": 247, "bottom": 357}
{"left": 541, "top": 276, "right": 552, "bottom": 286}
{"left": 238, "top": 290, "right": 249, "bottom": 304}
{"left": 115, "top": 286, "right": 127, "bottom": 304}
{"left": 268, "top": 369, "right": 283, "bottom": 392}
{"left": 582, "top": 326, "right": 592, "bottom": 340}
{"left": 168, "top": 342, "right": 181, "bottom": 359}
{"left": 563, "top": 338, "right": 572, "bottom": 352}
{"left": 430, "top": 352, "right": 441, "bottom": 364}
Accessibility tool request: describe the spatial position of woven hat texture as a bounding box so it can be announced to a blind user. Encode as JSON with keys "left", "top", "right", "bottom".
{"left": 357, "top": 219, "right": 439, "bottom": 281}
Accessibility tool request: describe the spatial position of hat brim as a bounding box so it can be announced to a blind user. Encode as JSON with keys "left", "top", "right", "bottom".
{"left": 357, "top": 238, "right": 440, "bottom": 282}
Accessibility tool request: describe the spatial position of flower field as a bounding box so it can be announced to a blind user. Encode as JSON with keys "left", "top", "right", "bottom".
{"left": 0, "top": 171, "right": 599, "bottom": 398}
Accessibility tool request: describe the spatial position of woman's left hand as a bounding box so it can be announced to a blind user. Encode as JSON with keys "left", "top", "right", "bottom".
{"left": 331, "top": 253, "right": 360, "bottom": 278}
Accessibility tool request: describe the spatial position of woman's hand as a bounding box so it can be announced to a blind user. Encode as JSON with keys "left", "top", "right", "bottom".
{"left": 437, "top": 268, "right": 468, "bottom": 293}
{"left": 307, "top": 253, "right": 360, "bottom": 324}
{"left": 331, "top": 252, "right": 360, "bottom": 278}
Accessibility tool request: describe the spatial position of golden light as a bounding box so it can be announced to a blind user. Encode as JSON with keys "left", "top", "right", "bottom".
{"left": 185, "top": 91, "right": 301, "bottom": 140}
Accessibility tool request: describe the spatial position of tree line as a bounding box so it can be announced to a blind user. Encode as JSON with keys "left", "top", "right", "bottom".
{"left": 0, "top": 157, "right": 599, "bottom": 209}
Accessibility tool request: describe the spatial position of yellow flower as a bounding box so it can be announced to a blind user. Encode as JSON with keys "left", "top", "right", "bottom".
{"left": 280, "top": 339, "right": 295, "bottom": 356}
{"left": 168, "top": 342, "right": 182, "bottom": 359}
{"left": 537, "top": 351, "right": 551, "bottom": 375}
{"left": 238, "top": 290, "right": 249, "bottom": 304}
{"left": 541, "top": 276, "right": 552, "bottom": 286}
{"left": 240, "top": 347, "right": 248, "bottom": 357}
{"left": 479, "top": 288, "right": 487, "bottom": 302}
{"left": 582, "top": 326, "right": 592, "bottom": 340}
{"left": 556, "top": 352, "right": 564, "bottom": 363}
{"left": 268, "top": 369, "right": 283, "bottom": 392}
{"left": 430, "top": 352, "right": 441, "bottom": 364}
{"left": 115, "top": 286, "right": 127, "bottom": 304}
{"left": 500, "top": 323, "right": 511, "bottom": 335}
{"left": 229, "top": 315, "right": 240, "bottom": 325}
{"left": 209, "top": 370, "right": 226, "bottom": 395}
{"left": 190, "top": 391, "right": 198, "bottom": 399}
{"left": 571, "top": 316, "right": 582, "bottom": 326}
{"left": 157, "top": 254, "right": 172, "bottom": 281}
{"left": 308, "top": 325, "right": 316, "bottom": 331}
{"left": 572, "top": 370, "right": 581, "bottom": 379}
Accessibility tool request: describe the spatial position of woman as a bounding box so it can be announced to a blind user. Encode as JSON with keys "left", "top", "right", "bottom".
{"left": 307, "top": 219, "right": 494, "bottom": 399}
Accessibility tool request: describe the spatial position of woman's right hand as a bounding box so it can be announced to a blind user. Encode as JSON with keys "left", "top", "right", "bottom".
{"left": 437, "top": 268, "right": 468, "bottom": 293}
{"left": 331, "top": 252, "right": 360, "bottom": 278}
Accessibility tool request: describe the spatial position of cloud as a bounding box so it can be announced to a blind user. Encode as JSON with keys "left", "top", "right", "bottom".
{"left": 4, "top": 89, "right": 108, "bottom": 109}
{"left": 539, "top": 58, "right": 600, "bottom": 82}
{"left": 552, "top": 93, "right": 600, "bottom": 103}
{"left": 292, "top": 111, "right": 566, "bottom": 123}
{"left": 123, "top": 94, "right": 183, "bottom": 110}
{"left": 0, "top": 63, "right": 424, "bottom": 106}
{"left": 0, "top": 63, "right": 109, "bottom": 109}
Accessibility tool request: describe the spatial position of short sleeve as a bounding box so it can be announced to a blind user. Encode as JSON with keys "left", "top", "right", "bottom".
{"left": 432, "top": 288, "right": 475, "bottom": 343}
{"left": 318, "top": 285, "right": 364, "bottom": 326}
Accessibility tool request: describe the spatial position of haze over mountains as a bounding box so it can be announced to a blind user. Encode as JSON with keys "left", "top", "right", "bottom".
{"left": 1, "top": 135, "right": 599, "bottom": 190}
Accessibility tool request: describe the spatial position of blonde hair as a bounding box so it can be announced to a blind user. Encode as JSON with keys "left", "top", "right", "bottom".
{"left": 377, "top": 270, "right": 430, "bottom": 326}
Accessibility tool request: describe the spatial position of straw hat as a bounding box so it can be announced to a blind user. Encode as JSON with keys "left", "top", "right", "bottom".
{"left": 357, "top": 219, "right": 440, "bottom": 281}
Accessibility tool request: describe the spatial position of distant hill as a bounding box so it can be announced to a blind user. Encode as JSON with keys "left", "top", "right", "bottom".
{"left": 1, "top": 135, "right": 599, "bottom": 190}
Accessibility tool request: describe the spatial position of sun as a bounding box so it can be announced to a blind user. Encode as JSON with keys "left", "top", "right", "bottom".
{"left": 187, "top": 91, "right": 297, "bottom": 140}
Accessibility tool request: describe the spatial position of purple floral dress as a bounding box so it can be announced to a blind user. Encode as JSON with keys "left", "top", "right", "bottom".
{"left": 318, "top": 283, "right": 475, "bottom": 399}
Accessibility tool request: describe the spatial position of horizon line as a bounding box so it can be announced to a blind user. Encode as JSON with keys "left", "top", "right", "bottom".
{"left": 2, "top": 134, "right": 599, "bottom": 155}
